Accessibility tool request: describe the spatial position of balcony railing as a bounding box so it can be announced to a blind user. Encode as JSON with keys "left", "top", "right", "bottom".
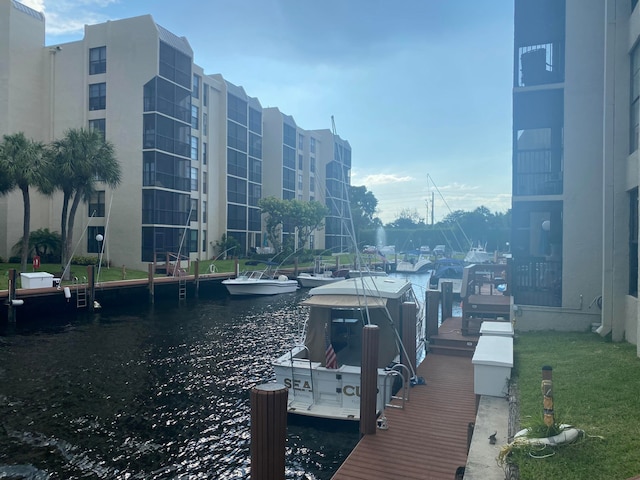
{"left": 512, "top": 257, "right": 562, "bottom": 307}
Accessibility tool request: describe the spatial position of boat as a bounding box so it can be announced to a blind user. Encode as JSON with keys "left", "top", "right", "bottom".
{"left": 297, "top": 258, "right": 347, "bottom": 288}
{"left": 464, "top": 245, "right": 494, "bottom": 264}
{"left": 428, "top": 258, "right": 465, "bottom": 295}
{"left": 396, "top": 253, "right": 432, "bottom": 274}
{"left": 222, "top": 268, "right": 299, "bottom": 296}
{"left": 272, "top": 276, "right": 424, "bottom": 421}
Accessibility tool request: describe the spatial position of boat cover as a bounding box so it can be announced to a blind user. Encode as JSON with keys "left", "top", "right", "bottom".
{"left": 301, "top": 295, "right": 387, "bottom": 309}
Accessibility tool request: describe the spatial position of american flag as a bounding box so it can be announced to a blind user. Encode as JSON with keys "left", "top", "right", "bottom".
{"left": 325, "top": 327, "right": 338, "bottom": 369}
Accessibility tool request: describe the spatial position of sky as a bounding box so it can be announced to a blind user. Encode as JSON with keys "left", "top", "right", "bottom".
{"left": 22, "top": 0, "right": 514, "bottom": 224}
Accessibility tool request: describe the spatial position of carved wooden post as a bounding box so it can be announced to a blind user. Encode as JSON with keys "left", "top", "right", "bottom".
{"left": 250, "top": 383, "right": 287, "bottom": 480}
{"left": 360, "top": 324, "right": 379, "bottom": 436}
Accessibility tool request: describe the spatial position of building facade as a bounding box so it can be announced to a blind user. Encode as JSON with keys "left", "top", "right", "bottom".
{"left": 511, "top": 0, "right": 639, "bottom": 353}
{"left": 0, "top": 0, "right": 351, "bottom": 270}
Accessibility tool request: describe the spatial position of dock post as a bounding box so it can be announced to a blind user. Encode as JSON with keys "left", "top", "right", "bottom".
{"left": 426, "top": 290, "right": 440, "bottom": 340}
{"left": 441, "top": 281, "right": 453, "bottom": 321}
{"left": 360, "top": 324, "right": 379, "bottom": 436}
{"left": 235, "top": 258, "right": 239, "bottom": 277}
{"left": 294, "top": 257, "right": 298, "bottom": 277}
{"left": 148, "top": 263, "right": 155, "bottom": 304}
{"left": 7, "top": 268, "right": 17, "bottom": 323}
{"left": 194, "top": 259, "right": 200, "bottom": 299}
{"left": 250, "top": 383, "right": 287, "bottom": 480}
{"left": 401, "top": 302, "right": 417, "bottom": 380}
{"left": 87, "top": 265, "right": 95, "bottom": 312}
{"left": 542, "top": 366, "right": 554, "bottom": 427}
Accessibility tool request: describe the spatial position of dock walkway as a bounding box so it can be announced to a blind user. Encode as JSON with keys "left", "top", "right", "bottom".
{"left": 332, "top": 347, "right": 477, "bottom": 479}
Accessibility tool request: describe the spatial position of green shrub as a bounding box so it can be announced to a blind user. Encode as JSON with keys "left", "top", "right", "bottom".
{"left": 71, "top": 255, "right": 110, "bottom": 267}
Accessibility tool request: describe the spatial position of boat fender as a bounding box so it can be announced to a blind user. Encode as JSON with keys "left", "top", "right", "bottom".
{"left": 513, "top": 425, "right": 583, "bottom": 446}
{"left": 10, "top": 299, "right": 24, "bottom": 306}
{"left": 278, "top": 275, "right": 288, "bottom": 281}
{"left": 63, "top": 286, "right": 71, "bottom": 300}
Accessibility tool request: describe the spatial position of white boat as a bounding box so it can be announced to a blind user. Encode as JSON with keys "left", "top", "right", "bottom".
{"left": 272, "top": 276, "right": 424, "bottom": 421}
{"left": 222, "top": 269, "right": 299, "bottom": 296}
{"left": 395, "top": 254, "right": 432, "bottom": 274}
{"left": 297, "top": 259, "right": 347, "bottom": 288}
{"left": 464, "top": 245, "right": 494, "bottom": 264}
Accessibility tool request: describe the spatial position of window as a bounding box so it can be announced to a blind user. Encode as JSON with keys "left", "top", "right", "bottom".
{"left": 227, "top": 149, "right": 247, "bottom": 178}
{"left": 203, "top": 112, "right": 208, "bottom": 134}
{"left": 89, "top": 119, "right": 106, "bottom": 140}
{"left": 630, "top": 188, "right": 638, "bottom": 296}
{"left": 202, "top": 229, "right": 207, "bottom": 252}
{"left": 298, "top": 174, "right": 303, "bottom": 191}
{"left": 203, "top": 83, "right": 208, "bottom": 106}
{"left": 189, "top": 229, "right": 198, "bottom": 253}
{"left": 191, "top": 167, "right": 198, "bottom": 191}
{"left": 89, "top": 46, "right": 106, "bottom": 75}
{"left": 191, "top": 136, "right": 198, "bottom": 160}
{"left": 227, "top": 176, "right": 247, "bottom": 204}
{"left": 310, "top": 137, "right": 316, "bottom": 154}
{"left": 228, "top": 121, "right": 247, "bottom": 152}
{"left": 191, "top": 105, "right": 199, "bottom": 129}
{"left": 87, "top": 226, "right": 105, "bottom": 253}
{"left": 202, "top": 142, "right": 207, "bottom": 165}
{"left": 283, "top": 168, "right": 295, "bottom": 191}
{"left": 298, "top": 154, "right": 303, "bottom": 170}
{"left": 227, "top": 204, "right": 246, "bottom": 230}
{"left": 283, "top": 146, "right": 295, "bottom": 169}
{"left": 283, "top": 123, "right": 296, "bottom": 148}
{"left": 310, "top": 157, "right": 316, "bottom": 173}
{"left": 228, "top": 94, "right": 247, "bottom": 125}
{"left": 298, "top": 133, "right": 304, "bottom": 150}
{"left": 89, "top": 83, "right": 106, "bottom": 110}
{"left": 249, "top": 182, "right": 261, "bottom": 206}
{"left": 202, "top": 176, "right": 207, "bottom": 194}
{"left": 249, "top": 158, "right": 262, "bottom": 183}
{"left": 159, "top": 41, "right": 191, "bottom": 89}
{"left": 88, "top": 191, "right": 105, "bottom": 217}
{"left": 190, "top": 198, "right": 198, "bottom": 222}
{"left": 249, "top": 107, "right": 262, "bottom": 134}
{"left": 310, "top": 178, "right": 315, "bottom": 192}
{"left": 202, "top": 201, "right": 207, "bottom": 223}
{"left": 193, "top": 74, "right": 200, "bottom": 99}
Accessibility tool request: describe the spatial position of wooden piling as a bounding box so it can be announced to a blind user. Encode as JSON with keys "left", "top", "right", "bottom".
{"left": 148, "top": 263, "right": 155, "bottom": 304}
{"left": 441, "top": 281, "right": 453, "bottom": 321}
{"left": 194, "top": 259, "right": 200, "bottom": 298}
{"left": 294, "top": 257, "right": 298, "bottom": 277}
{"left": 426, "top": 290, "right": 440, "bottom": 340}
{"left": 7, "top": 268, "right": 16, "bottom": 323}
{"left": 250, "top": 383, "right": 287, "bottom": 480}
{"left": 360, "top": 324, "right": 379, "bottom": 436}
{"left": 401, "top": 302, "right": 417, "bottom": 379}
{"left": 542, "top": 366, "right": 554, "bottom": 426}
{"left": 87, "top": 265, "right": 95, "bottom": 312}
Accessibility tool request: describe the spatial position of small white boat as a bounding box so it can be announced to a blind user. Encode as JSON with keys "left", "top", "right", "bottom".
{"left": 428, "top": 258, "right": 465, "bottom": 295}
{"left": 464, "top": 245, "right": 494, "bottom": 264}
{"left": 396, "top": 254, "right": 432, "bottom": 274}
{"left": 297, "top": 260, "right": 347, "bottom": 288}
{"left": 272, "top": 276, "right": 425, "bottom": 421}
{"left": 222, "top": 269, "right": 299, "bottom": 296}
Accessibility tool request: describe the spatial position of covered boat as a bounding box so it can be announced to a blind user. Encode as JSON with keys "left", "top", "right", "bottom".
{"left": 272, "top": 276, "right": 424, "bottom": 420}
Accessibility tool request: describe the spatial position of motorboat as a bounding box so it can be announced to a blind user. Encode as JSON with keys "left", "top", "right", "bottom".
{"left": 428, "top": 258, "right": 465, "bottom": 295}
{"left": 395, "top": 254, "right": 432, "bottom": 274}
{"left": 272, "top": 276, "right": 425, "bottom": 421}
{"left": 464, "top": 245, "right": 494, "bottom": 264}
{"left": 222, "top": 269, "right": 299, "bottom": 296}
{"left": 297, "top": 258, "right": 347, "bottom": 288}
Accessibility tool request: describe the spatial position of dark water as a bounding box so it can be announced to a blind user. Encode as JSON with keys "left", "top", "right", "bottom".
{"left": 0, "top": 288, "right": 360, "bottom": 479}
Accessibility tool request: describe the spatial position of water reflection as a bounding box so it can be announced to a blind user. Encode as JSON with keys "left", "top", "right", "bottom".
{"left": 0, "top": 291, "right": 359, "bottom": 479}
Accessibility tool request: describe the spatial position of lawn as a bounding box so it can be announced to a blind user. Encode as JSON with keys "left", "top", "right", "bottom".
{"left": 509, "top": 331, "right": 640, "bottom": 480}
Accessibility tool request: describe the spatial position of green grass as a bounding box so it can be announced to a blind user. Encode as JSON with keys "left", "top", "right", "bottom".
{"left": 508, "top": 332, "right": 640, "bottom": 479}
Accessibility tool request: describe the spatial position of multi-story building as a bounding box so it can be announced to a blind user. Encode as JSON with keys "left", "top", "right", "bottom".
{"left": 511, "top": 0, "right": 639, "bottom": 352}
{"left": 0, "top": 0, "right": 351, "bottom": 270}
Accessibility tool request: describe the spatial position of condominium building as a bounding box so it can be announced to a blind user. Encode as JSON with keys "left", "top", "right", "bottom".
{"left": 511, "top": 0, "right": 639, "bottom": 351}
{"left": 0, "top": 0, "right": 351, "bottom": 270}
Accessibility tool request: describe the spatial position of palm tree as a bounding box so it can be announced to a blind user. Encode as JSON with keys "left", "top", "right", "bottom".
{"left": 0, "top": 133, "right": 49, "bottom": 271}
{"left": 49, "top": 128, "right": 121, "bottom": 279}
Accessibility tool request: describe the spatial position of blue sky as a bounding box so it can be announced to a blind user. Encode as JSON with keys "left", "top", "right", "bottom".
{"left": 23, "top": 0, "right": 514, "bottom": 224}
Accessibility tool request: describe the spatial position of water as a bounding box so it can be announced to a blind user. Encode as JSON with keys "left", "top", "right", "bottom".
{"left": 0, "top": 289, "right": 360, "bottom": 479}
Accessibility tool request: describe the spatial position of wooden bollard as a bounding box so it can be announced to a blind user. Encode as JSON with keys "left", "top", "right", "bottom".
{"left": 250, "top": 383, "right": 287, "bottom": 480}
{"left": 294, "top": 257, "right": 298, "bottom": 277}
{"left": 194, "top": 259, "right": 200, "bottom": 298}
{"left": 401, "top": 302, "right": 417, "bottom": 379}
{"left": 426, "top": 290, "right": 440, "bottom": 340}
{"left": 148, "top": 263, "right": 155, "bottom": 304}
{"left": 7, "top": 268, "right": 17, "bottom": 322}
{"left": 542, "top": 366, "right": 554, "bottom": 427}
{"left": 441, "top": 281, "right": 453, "bottom": 321}
{"left": 360, "top": 324, "right": 379, "bottom": 436}
{"left": 87, "top": 265, "right": 95, "bottom": 312}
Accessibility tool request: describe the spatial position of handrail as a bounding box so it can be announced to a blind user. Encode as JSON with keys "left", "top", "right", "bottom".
{"left": 383, "top": 367, "right": 407, "bottom": 411}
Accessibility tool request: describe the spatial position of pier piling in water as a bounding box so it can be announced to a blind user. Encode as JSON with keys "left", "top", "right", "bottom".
{"left": 250, "top": 383, "right": 287, "bottom": 480}
{"left": 401, "top": 302, "right": 417, "bottom": 379}
{"left": 426, "top": 290, "right": 440, "bottom": 340}
{"left": 360, "top": 324, "right": 379, "bottom": 436}
{"left": 441, "top": 281, "right": 453, "bottom": 320}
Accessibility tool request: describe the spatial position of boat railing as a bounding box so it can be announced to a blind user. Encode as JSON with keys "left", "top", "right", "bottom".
{"left": 288, "top": 345, "right": 314, "bottom": 407}
{"left": 383, "top": 364, "right": 410, "bottom": 410}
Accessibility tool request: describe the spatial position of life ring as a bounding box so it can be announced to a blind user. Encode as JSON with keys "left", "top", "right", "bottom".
{"left": 208, "top": 263, "right": 217, "bottom": 273}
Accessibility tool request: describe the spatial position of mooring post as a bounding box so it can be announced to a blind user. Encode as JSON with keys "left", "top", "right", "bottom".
{"left": 87, "top": 265, "right": 95, "bottom": 312}
{"left": 441, "top": 281, "right": 453, "bottom": 321}
{"left": 360, "top": 324, "right": 380, "bottom": 436}
{"left": 148, "top": 263, "right": 155, "bottom": 305}
{"left": 401, "top": 302, "right": 417, "bottom": 380}
{"left": 194, "top": 259, "right": 200, "bottom": 298}
{"left": 235, "top": 258, "right": 239, "bottom": 277}
{"left": 250, "top": 383, "right": 287, "bottom": 480}
{"left": 7, "top": 268, "right": 17, "bottom": 323}
{"left": 426, "top": 290, "right": 440, "bottom": 340}
{"left": 542, "top": 365, "right": 554, "bottom": 427}
{"left": 294, "top": 257, "right": 298, "bottom": 277}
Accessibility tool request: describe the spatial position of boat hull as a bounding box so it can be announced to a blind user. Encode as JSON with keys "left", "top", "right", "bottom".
{"left": 297, "top": 273, "right": 346, "bottom": 288}
{"left": 222, "top": 279, "right": 299, "bottom": 295}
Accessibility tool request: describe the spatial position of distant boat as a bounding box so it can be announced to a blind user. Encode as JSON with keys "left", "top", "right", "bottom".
{"left": 297, "top": 258, "right": 347, "bottom": 288}
{"left": 428, "top": 258, "right": 465, "bottom": 295}
{"left": 222, "top": 267, "right": 299, "bottom": 296}
{"left": 396, "top": 254, "right": 432, "bottom": 274}
{"left": 464, "top": 245, "right": 494, "bottom": 264}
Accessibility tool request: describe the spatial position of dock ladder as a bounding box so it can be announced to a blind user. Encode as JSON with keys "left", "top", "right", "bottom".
{"left": 74, "top": 276, "right": 88, "bottom": 308}
{"left": 178, "top": 275, "right": 187, "bottom": 301}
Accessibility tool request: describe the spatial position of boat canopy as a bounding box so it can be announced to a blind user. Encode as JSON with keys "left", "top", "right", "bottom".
{"left": 301, "top": 295, "right": 387, "bottom": 309}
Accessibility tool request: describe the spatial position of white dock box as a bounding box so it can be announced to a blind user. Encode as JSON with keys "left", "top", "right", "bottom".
{"left": 472, "top": 335, "right": 513, "bottom": 397}
{"left": 479, "top": 321, "right": 514, "bottom": 337}
{"left": 20, "top": 272, "right": 54, "bottom": 289}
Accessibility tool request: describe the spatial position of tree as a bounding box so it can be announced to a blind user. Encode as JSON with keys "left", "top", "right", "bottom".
{"left": 213, "top": 233, "right": 240, "bottom": 259}
{"left": 12, "top": 228, "right": 62, "bottom": 263}
{"left": 0, "top": 133, "right": 50, "bottom": 271}
{"left": 49, "top": 128, "right": 121, "bottom": 278}
{"left": 258, "top": 197, "right": 289, "bottom": 253}
{"left": 349, "top": 185, "right": 380, "bottom": 244}
{"left": 388, "top": 208, "right": 423, "bottom": 229}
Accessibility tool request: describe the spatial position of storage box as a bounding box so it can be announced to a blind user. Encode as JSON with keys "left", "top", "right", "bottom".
{"left": 472, "top": 335, "right": 513, "bottom": 397}
{"left": 20, "top": 272, "right": 54, "bottom": 289}
{"left": 479, "top": 321, "right": 514, "bottom": 337}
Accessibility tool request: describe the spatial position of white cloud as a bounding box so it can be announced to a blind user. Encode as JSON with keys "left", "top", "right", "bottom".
{"left": 20, "top": 0, "right": 118, "bottom": 37}
{"left": 353, "top": 173, "right": 413, "bottom": 187}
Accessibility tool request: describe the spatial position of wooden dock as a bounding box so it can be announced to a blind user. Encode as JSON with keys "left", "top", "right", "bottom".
{"left": 332, "top": 318, "right": 478, "bottom": 480}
